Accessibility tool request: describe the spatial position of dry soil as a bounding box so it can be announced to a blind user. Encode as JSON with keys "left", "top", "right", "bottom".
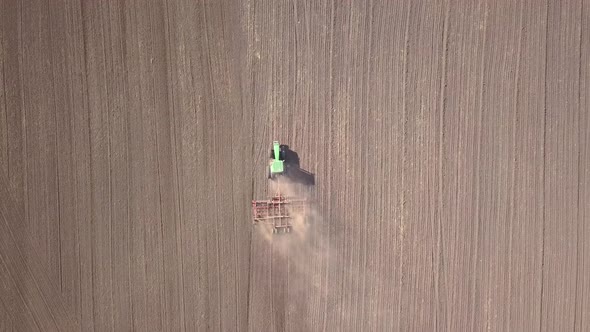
{"left": 1, "top": 0, "right": 589, "bottom": 331}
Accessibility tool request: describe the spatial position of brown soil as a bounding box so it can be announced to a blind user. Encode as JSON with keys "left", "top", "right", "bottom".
{"left": 1, "top": 0, "right": 589, "bottom": 330}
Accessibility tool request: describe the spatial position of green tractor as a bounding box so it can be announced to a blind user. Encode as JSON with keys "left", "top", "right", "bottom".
{"left": 268, "top": 141, "right": 287, "bottom": 179}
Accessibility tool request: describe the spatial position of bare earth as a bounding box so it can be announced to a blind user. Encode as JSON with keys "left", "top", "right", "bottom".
{"left": 1, "top": 0, "right": 589, "bottom": 331}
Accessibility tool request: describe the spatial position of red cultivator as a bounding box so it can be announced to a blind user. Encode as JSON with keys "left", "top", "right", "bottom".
{"left": 251, "top": 194, "right": 307, "bottom": 233}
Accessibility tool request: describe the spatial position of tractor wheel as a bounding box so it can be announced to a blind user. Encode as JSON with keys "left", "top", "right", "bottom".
{"left": 279, "top": 145, "right": 287, "bottom": 160}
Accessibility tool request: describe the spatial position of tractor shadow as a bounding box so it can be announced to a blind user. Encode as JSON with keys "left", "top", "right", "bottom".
{"left": 281, "top": 145, "right": 315, "bottom": 186}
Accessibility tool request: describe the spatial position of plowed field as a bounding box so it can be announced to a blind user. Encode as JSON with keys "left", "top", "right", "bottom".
{"left": 1, "top": 1, "right": 589, "bottom": 331}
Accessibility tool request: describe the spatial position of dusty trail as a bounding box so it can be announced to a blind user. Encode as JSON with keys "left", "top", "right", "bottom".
{"left": 0, "top": 0, "right": 589, "bottom": 331}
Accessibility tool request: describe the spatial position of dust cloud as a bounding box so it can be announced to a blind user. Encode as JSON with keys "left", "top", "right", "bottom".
{"left": 254, "top": 178, "right": 390, "bottom": 330}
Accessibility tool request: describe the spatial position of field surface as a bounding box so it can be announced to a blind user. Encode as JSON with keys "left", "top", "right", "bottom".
{"left": 1, "top": 0, "right": 589, "bottom": 331}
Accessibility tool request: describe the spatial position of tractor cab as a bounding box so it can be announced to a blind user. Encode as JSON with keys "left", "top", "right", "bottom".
{"left": 269, "top": 141, "right": 286, "bottom": 179}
